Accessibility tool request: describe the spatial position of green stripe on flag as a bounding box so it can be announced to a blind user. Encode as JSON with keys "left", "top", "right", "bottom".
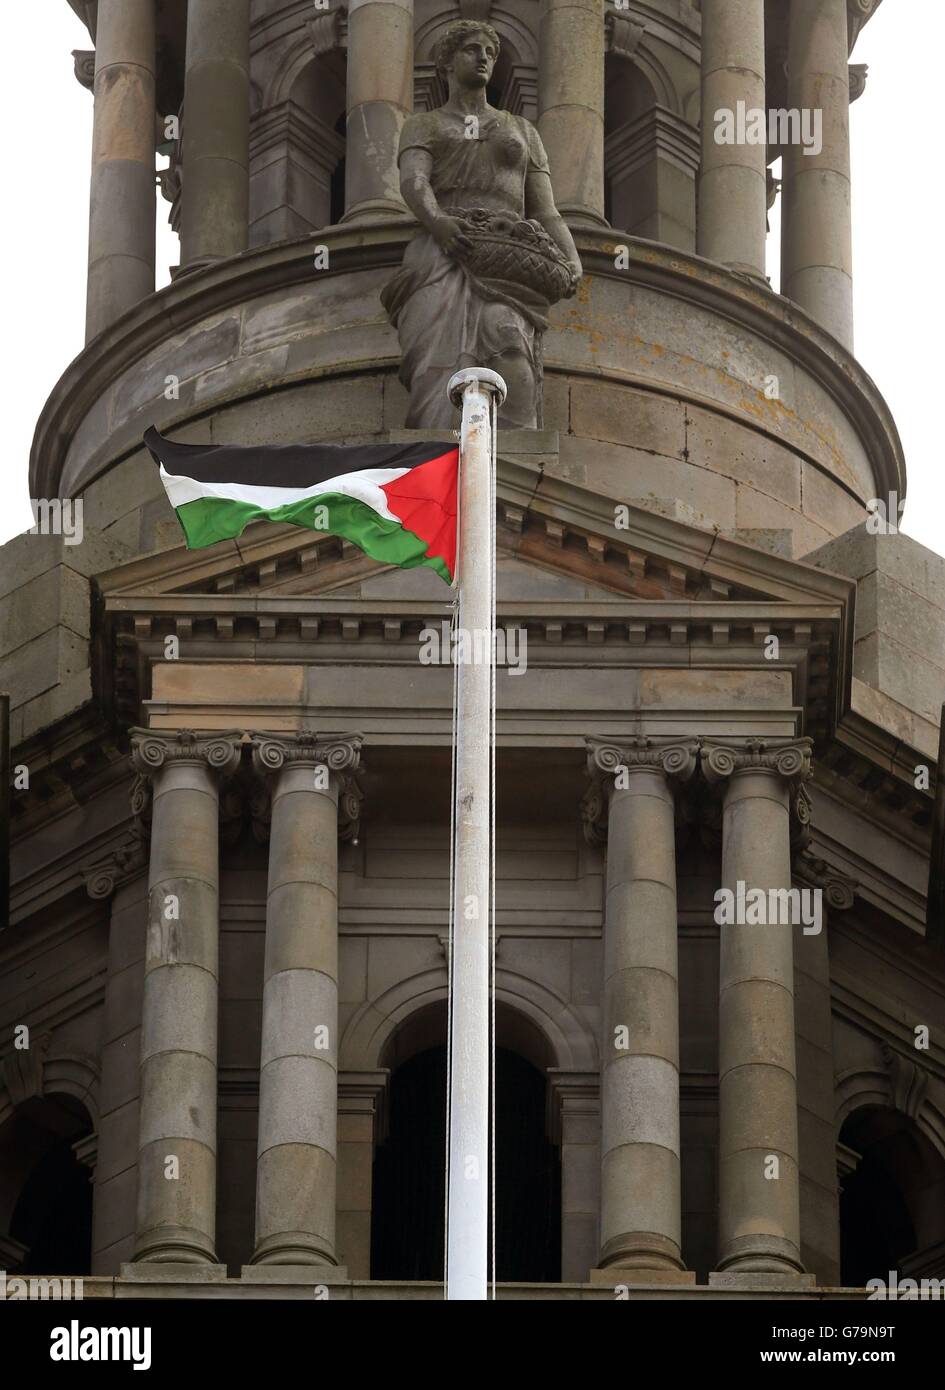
{"left": 175, "top": 491, "right": 452, "bottom": 582}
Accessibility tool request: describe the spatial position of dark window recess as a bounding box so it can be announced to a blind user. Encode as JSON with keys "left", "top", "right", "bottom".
{"left": 11, "top": 1138, "right": 93, "bottom": 1276}
{"left": 371, "top": 1045, "right": 561, "bottom": 1283}
{"left": 839, "top": 1149, "right": 916, "bottom": 1287}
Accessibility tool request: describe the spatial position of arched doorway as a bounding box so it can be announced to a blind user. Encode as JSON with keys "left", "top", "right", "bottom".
{"left": 839, "top": 1107, "right": 945, "bottom": 1286}
{"left": 370, "top": 1003, "right": 561, "bottom": 1282}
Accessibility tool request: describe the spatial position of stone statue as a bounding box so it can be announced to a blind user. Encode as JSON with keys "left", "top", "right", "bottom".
{"left": 381, "top": 20, "right": 583, "bottom": 430}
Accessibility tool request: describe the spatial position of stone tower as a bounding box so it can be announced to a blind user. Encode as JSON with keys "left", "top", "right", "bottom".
{"left": 2, "top": 0, "right": 944, "bottom": 1301}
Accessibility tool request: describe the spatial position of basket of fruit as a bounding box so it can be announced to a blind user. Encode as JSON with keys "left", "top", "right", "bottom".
{"left": 448, "top": 208, "right": 575, "bottom": 303}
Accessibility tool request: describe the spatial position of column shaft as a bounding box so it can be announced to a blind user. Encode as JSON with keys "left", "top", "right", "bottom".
{"left": 180, "top": 0, "right": 251, "bottom": 268}
{"left": 781, "top": 0, "right": 854, "bottom": 349}
{"left": 538, "top": 0, "right": 607, "bottom": 226}
{"left": 697, "top": 0, "right": 768, "bottom": 276}
{"left": 600, "top": 768, "right": 684, "bottom": 1271}
{"left": 250, "top": 735, "right": 361, "bottom": 1265}
{"left": 717, "top": 769, "right": 803, "bottom": 1273}
{"left": 342, "top": 0, "right": 413, "bottom": 222}
{"left": 85, "top": 0, "right": 156, "bottom": 341}
{"left": 131, "top": 733, "right": 240, "bottom": 1264}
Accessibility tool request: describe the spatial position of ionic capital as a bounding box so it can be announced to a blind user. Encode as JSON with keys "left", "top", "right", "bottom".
{"left": 129, "top": 728, "right": 244, "bottom": 781}
{"left": 582, "top": 736, "right": 698, "bottom": 844}
{"left": 586, "top": 735, "right": 700, "bottom": 784}
{"left": 700, "top": 736, "right": 812, "bottom": 787}
{"left": 250, "top": 731, "right": 363, "bottom": 777}
{"left": 251, "top": 732, "right": 364, "bottom": 841}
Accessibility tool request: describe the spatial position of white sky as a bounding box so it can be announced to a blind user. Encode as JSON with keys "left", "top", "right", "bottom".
{"left": 2, "top": 2, "right": 941, "bottom": 558}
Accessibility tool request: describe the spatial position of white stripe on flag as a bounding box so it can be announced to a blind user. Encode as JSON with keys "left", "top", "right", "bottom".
{"left": 159, "top": 464, "right": 410, "bottom": 523}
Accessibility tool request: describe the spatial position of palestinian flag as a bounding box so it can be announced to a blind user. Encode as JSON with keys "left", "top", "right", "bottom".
{"left": 144, "top": 427, "right": 459, "bottom": 584}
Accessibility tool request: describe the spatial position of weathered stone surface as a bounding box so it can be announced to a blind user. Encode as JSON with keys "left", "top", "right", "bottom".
{"left": 807, "top": 527, "right": 945, "bottom": 724}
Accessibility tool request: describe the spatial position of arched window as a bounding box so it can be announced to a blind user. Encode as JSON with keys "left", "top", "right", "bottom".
{"left": 370, "top": 1002, "right": 561, "bottom": 1282}
{"left": 250, "top": 53, "right": 347, "bottom": 245}
{"left": 839, "top": 1107, "right": 945, "bottom": 1286}
{"left": 604, "top": 50, "right": 699, "bottom": 250}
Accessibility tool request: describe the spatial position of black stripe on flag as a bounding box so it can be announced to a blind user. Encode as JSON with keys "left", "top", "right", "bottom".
{"left": 144, "top": 427, "right": 455, "bottom": 489}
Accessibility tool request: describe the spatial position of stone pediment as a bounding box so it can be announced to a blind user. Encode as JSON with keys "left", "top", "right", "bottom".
{"left": 95, "top": 451, "right": 856, "bottom": 749}
{"left": 97, "top": 446, "right": 855, "bottom": 611}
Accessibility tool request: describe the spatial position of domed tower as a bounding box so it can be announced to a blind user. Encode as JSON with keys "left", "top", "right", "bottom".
{"left": 2, "top": 0, "right": 943, "bottom": 1301}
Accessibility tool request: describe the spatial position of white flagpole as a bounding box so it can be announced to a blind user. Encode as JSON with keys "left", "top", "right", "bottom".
{"left": 445, "top": 367, "right": 506, "bottom": 1301}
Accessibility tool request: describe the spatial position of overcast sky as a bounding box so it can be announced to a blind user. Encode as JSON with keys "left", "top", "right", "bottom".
{"left": 3, "top": 2, "right": 941, "bottom": 558}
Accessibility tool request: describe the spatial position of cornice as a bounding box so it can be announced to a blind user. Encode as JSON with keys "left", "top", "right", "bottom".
{"left": 8, "top": 708, "right": 130, "bottom": 843}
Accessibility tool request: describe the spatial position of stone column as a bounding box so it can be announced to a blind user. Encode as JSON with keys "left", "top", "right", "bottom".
{"left": 129, "top": 729, "right": 243, "bottom": 1265}
{"left": 180, "top": 0, "right": 251, "bottom": 269}
{"left": 85, "top": 0, "right": 156, "bottom": 342}
{"left": 248, "top": 733, "right": 362, "bottom": 1266}
{"left": 584, "top": 736, "right": 698, "bottom": 1279}
{"left": 697, "top": 0, "right": 768, "bottom": 278}
{"left": 702, "top": 737, "right": 813, "bottom": 1278}
{"left": 538, "top": 0, "right": 607, "bottom": 227}
{"left": 342, "top": 0, "right": 413, "bottom": 222}
{"left": 781, "top": 0, "right": 854, "bottom": 349}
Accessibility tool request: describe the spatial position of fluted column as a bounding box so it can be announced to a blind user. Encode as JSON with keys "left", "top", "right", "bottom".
{"left": 538, "top": 0, "right": 607, "bottom": 227}
{"left": 697, "top": 0, "right": 767, "bottom": 278}
{"left": 781, "top": 0, "right": 854, "bottom": 349}
{"left": 342, "top": 0, "right": 413, "bottom": 222}
{"left": 249, "top": 732, "right": 363, "bottom": 1266}
{"left": 702, "top": 737, "right": 813, "bottom": 1277}
{"left": 85, "top": 0, "right": 156, "bottom": 341}
{"left": 129, "top": 728, "right": 243, "bottom": 1264}
{"left": 584, "top": 736, "right": 698, "bottom": 1279}
{"left": 180, "top": 0, "right": 251, "bottom": 269}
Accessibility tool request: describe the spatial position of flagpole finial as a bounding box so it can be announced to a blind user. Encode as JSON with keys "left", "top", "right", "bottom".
{"left": 447, "top": 367, "right": 507, "bottom": 408}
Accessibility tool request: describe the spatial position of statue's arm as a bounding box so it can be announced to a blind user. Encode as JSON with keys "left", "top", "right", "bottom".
{"left": 400, "top": 148, "right": 473, "bottom": 258}
{"left": 524, "top": 169, "right": 583, "bottom": 292}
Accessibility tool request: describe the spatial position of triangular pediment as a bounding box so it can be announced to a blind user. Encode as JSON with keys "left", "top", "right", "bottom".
{"left": 95, "top": 456, "right": 856, "bottom": 747}
{"left": 96, "top": 452, "right": 855, "bottom": 614}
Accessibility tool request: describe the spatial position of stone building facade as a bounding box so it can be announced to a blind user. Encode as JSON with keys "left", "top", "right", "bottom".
{"left": 2, "top": 0, "right": 944, "bottom": 1299}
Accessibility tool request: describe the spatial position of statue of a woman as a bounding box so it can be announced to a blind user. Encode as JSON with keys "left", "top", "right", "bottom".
{"left": 380, "top": 20, "right": 583, "bottom": 429}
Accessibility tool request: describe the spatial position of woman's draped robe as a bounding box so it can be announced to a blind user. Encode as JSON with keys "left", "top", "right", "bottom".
{"left": 381, "top": 109, "right": 555, "bottom": 428}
